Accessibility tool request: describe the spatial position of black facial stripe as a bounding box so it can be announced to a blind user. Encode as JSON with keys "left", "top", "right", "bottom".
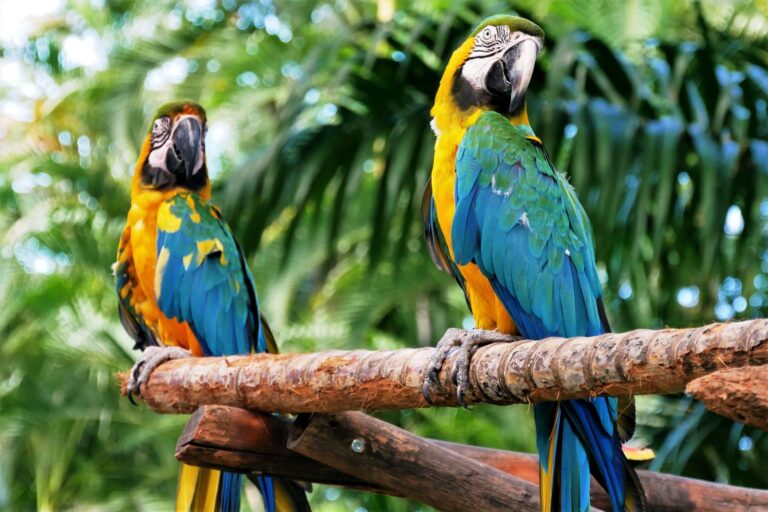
{"left": 150, "top": 117, "right": 171, "bottom": 149}
{"left": 465, "top": 48, "right": 504, "bottom": 61}
{"left": 150, "top": 132, "right": 170, "bottom": 150}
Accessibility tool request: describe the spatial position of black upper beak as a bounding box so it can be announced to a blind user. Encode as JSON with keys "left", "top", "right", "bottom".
{"left": 485, "top": 38, "right": 540, "bottom": 115}
{"left": 168, "top": 117, "right": 202, "bottom": 179}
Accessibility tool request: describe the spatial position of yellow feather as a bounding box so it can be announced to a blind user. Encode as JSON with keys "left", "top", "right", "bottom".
{"left": 539, "top": 407, "right": 561, "bottom": 512}
{"left": 154, "top": 247, "right": 170, "bottom": 300}
{"left": 275, "top": 480, "right": 293, "bottom": 512}
{"left": 157, "top": 200, "right": 183, "bottom": 233}
{"left": 622, "top": 445, "right": 656, "bottom": 462}
{"left": 176, "top": 464, "right": 221, "bottom": 512}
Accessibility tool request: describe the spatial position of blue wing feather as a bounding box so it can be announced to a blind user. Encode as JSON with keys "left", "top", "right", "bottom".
{"left": 453, "top": 112, "right": 643, "bottom": 511}
{"left": 155, "top": 194, "right": 268, "bottom": 512}
{"left": 155, "top": 194, "right": 265, "bottom": 358}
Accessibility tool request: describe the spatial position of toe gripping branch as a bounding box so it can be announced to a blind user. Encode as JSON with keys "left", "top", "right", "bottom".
{"left": 422, "top": 328, "right": 521, "bottom": 407}
{"left": 126, "top": 346, "right": 193, "bottom": 404}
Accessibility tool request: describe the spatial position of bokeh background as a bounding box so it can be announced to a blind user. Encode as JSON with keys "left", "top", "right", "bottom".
{"left": 1, "top": 0, "right": 768, "bottom": 510}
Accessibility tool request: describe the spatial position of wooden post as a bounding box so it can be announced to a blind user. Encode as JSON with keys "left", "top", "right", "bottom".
{"left": 176, "top": 406, "right": 768, "bottom": 512}
{"left": 123, "top": 319, "right": 768, "bottom": 414}
{"left": 686, "top": 365, "right": 768, "bottom": 430}
{"left": 286, "top": 411, "right": 544, "bottom": 512}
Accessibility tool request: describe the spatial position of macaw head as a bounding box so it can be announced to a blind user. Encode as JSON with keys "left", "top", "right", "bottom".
{"left": 431, "top": 15, "right": 544, "bottom": 132}
{"left": 137, "top": 100, "right": 208, "bottom": 192}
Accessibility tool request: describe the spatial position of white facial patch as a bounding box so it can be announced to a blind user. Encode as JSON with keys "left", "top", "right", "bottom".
{"left": 147, "top": 142, "right": 171, "bottom": 171}
{"left": 461, "top": 57, "right": 499, "bottom": 90}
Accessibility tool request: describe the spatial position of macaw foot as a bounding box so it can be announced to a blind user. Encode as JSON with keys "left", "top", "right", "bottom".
{"left": 126, "top": 346, "right": 192, "bottom": 404}
{"left": 422, "top": 328, "right": 519, "bottom": 407}
{"left": 422, "top": 327, "right": 466, "bottom": 404}
{"left": 451, "top": 329, "right": 520, "bottom": 407}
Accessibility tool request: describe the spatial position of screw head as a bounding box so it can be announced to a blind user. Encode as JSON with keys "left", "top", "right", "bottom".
{"left": 350, "top": 438, "right": 365, "bottom": 453}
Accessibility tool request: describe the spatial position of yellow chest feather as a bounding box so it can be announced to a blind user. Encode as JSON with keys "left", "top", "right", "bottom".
{"left": 117, "top": 188, "right": 203, "bottom": 355}
{"left": 430, "top": 123, "right": 517, "bottom": 335}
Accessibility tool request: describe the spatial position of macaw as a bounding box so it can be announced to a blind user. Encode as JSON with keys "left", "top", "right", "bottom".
{"left": 114, "top": 100, "right": 310, "bottom": 512}
{"left": 421, "top": 16, "right": 647, "bottom": 512}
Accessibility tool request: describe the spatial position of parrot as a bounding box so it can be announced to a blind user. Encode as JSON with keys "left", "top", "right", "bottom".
{"left": 420, "top": 16, "right": 647, "bottom": 512}
{"left": 114, "top": 100, "right": 310, "bottom": 512}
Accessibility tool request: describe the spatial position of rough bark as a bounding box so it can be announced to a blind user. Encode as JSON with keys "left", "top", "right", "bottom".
{"left": 121, "top": 319, "right": 768, "bottom": 414}
{"left": 686, "top": 365, "right": 768, "bottom": 430}
{"left": 287, "top": 411, "right": 544, "bottom": 512}
{"left": 177, "top": 406, "right": 768, "bottom": 512}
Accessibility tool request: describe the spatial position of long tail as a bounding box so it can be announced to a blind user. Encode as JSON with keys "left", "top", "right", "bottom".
{"left": 176, "top": 464, "right": 310, "bottom": 512}
{"left": 535, "top": 399, "right": 647, "bottom": 512}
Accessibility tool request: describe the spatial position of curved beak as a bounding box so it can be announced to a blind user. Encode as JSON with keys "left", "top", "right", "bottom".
{"left": 486, "top": 36, "right": 542, "bottom": 115}
{"left": 167, "top": 116, "right": 203, "bottom": 179}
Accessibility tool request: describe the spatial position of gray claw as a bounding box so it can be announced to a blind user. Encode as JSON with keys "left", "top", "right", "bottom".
{"left": 126, "top": 346, "right": 192, "bottom": 403}
{"left": 452, "top": 329, "right": 519, "bottom": 408}
{"left": 422, "top": 379, "right": 435, "bottom": 405}
{"left": 456, "top": 385, "right": 468, "bottom": 408}
{"left": 422, "top": 328, "right": 466, "bottom": 404}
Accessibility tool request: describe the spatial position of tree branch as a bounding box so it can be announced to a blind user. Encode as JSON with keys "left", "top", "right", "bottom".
{"left": 122, "top": 319, "right": 768, "bottom": 415}
{"left": 288, "top": 411, "right": 544, "bottom": 512}
{"left": 687, "top": 365, "right": 768, "bottom": 430}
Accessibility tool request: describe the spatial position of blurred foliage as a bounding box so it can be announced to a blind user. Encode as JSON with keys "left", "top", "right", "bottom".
{"left": 1, "top": 0, "right": 768, "bottom": 510}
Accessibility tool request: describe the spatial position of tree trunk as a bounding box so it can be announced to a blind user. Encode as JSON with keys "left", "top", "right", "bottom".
{"left": 121, "top": 319, "right": 768, "bottom": 414}
{"left": 686, "top": 365, "right": 768, "bottom": 430}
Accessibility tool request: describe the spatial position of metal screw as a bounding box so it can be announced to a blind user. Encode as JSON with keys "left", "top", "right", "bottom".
{"left": 350, "top": 438, "right": 365, "bottom": 453}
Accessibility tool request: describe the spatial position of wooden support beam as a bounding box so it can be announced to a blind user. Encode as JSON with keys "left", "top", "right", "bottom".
{"left": 177, "top": 406, "right": 768, "bottom": 512}
{"left": 687, "top": 365, "right": 768, "bottom": 430}
{"left": 123, "top": 319, "right": 768, "bottom": 414}
{"left": 287, "top": 411, "right": 543, "bottom": 512}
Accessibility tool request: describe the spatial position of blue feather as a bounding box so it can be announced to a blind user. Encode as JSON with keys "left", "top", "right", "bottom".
{"left": 452, "top": 112, "right": 642, "bottom": 511}
{"left": 155, "top": 193, "right": 277, "bottom": 511}
{"left": 220, "top": 472, "right": 242, "bottom": 512}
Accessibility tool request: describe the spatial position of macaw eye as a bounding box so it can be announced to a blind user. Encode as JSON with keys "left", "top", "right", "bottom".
{"left": 481, "top": 27, "right": 494, "bottom": 42}
{"left": 153, "top": 117, "right": 170, "bottom": 133}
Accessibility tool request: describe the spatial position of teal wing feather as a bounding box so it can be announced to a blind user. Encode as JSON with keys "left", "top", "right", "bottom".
{"left": 451, "top": 112, "right": 645, "bottom": 512}
{"left": 155, "top": 193, "right": 269, "bottom": 356}
{"left": 154, "top": 194, "right": 308, "bottom": 512}
{"left": 452, "top": 112, "right": 603, "bottom": 338}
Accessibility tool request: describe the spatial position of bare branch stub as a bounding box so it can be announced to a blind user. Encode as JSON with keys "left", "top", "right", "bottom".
{"left": 687, "top": 365, "right": 768, "bottom": 431}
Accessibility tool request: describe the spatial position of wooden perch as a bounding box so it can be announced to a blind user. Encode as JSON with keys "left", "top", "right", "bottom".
{"left": 687, "top": 365, "right": 768, "bottom": 431}
{"left": 124, "top": 319, "right": 768, "bottom": 414}
{"left": 288, "top": 411, "right": 544, "bottom": 512}
{"left": 177, "top": 406, "right": 768, "bottom": 512}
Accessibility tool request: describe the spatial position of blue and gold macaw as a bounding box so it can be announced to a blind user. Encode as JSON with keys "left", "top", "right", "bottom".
{"left": 422, "top": 16, "right": 647, "bottom": 512}
{"left": 115, "top": 100, "right": 310, "bottom": 512}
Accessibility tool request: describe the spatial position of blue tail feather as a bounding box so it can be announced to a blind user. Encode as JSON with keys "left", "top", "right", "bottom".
{"left": 536, "top": 398, "right": 640, "bottom": 512}
{"left": 256, "top": 475, "right": 276, "bottom": 512}
{"left": 220, "top": 472, "right": 243, "bottom": 512}
{"left": 561, "top": 399, "right": 628, "bottom": 511}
